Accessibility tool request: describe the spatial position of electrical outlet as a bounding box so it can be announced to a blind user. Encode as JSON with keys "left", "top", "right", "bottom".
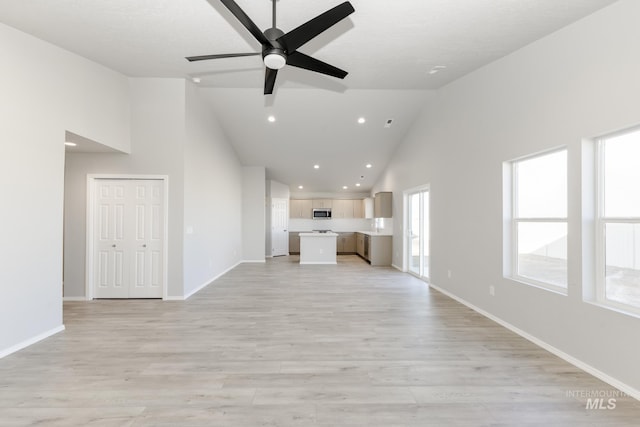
{"left": 447, "top": 270, "right": 452, "bottom": 279}
{"left": 489, "top": 285, "right": 495, "bottom": 296}
{"left": 319, "top": 248, "right": 324, "bottom": 254}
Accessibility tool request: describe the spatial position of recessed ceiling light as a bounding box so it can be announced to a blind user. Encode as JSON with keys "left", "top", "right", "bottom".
{"left": 366, "top": 164, "right": 373, "bottom": 169}
{"left": 192, "top": 77, "right": 201, "bottom": 84}
{"left": 267, "top": 115, "right": 276, "bottom": 123}
{"left": 357, "top": 117, "right": 366, "bottom": 124}
{"left": 64, "top": 142, "right": 77, "bottom": 147}
{"left": 298, "top": 185, "right": 304, "bottom": 189}
{"left": 314, "top": 164, "right": 320, "bottom": 169}
{"left": 355, "top": 183, "right": 361, "bottom": 187}
{"left": 343, "top": 186, "right": 348, "bottom": 190}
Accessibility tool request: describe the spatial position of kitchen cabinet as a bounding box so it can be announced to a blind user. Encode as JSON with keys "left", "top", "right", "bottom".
{"left": 353, "top": 199, "right": 364, "bottom": 218}
{"left": 290, "top": 199, "right": 312, "bottom": 219}
{"left": 356, "top": 233, "right": 365, "bottom": 257}
{"left": 337, "top": 232, "right": 356, "bottom": 253}
{"left": 312, "top": 199, "right": 333, "bottom": 209}
{"left": 374, "top": 192, "right": 392, "bottom": 218}
{"left": 332, "top": 199, "right": 354, "bottom": 219}
{"left": 289, "top": 232, "right": 300, "bottom": 254}
{"left": 356, "top": 232, "right": 392, "bottom": 266}
{"left": 364, "top": 198, "right": 374, "bottom": 219}
{"left": 369, "top": 235, "right": 392, "bottom": 266}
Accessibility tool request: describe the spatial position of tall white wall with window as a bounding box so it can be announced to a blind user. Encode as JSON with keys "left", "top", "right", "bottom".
{"left": 373, "top": 0, "right": 640, "bottom": 395}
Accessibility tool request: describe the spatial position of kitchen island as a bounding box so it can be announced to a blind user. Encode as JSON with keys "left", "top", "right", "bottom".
{"left": 299, "top": 232, "right": 338, "bottom": 264}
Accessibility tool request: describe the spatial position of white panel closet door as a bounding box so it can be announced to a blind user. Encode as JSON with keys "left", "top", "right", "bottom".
{"left": 271, "top": 198, "right": 289, "bottom": 257}
{"left": 94, "top": 179, "right": 164, "bottom": 298}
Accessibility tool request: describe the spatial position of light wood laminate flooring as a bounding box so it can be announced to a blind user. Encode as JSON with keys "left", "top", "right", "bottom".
{"left": 1, "top": 255, "right": 639, "bottom": 426}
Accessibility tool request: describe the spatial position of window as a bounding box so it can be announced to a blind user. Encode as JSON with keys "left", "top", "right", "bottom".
{"left": 597, "top": 128, "right": 640, "bottom": 313}
{"left": 508, "top": 149, "right": 568, "bottom": 291}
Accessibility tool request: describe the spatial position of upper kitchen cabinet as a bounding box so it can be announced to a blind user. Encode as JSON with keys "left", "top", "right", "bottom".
{"left": 363, "top": 198, "right": 374, "bottom": 219}
{"left": 332, "top": 199, "right": 354, "bottom": 219}
{"left": 290, "top": 199, "right": 312, "bottom": 219}
{"left": 353, "top": 199, "right": 365, "bottom": 219}
{"left": 312, "top": 199, "right": 333, "bottom": 209}
{"left": 374, "top": 192, "right": 392, "bottom": 218}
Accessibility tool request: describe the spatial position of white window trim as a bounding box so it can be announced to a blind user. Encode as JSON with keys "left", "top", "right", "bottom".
{"left": 594, "top": 136, "right": 640, "bottom": 317}
{"left": 506, "top": 147, "right": 568, "bottom": 294}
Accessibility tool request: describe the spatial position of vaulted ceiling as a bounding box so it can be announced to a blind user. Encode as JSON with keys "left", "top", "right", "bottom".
{"left": 0, "top": 0, "right": 618, "bottom": 193}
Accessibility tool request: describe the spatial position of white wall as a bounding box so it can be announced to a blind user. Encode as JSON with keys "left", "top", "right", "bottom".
{"left": 65, "top": 79, "right": 246, "bottom": 300}
{"left": 184, "top": 83, "right": 244, "bottom": 296}
{"left": 64, "top": 78, "right": 186, "bottom": 298}
{"left": 0, "top": 23, "right": 130, "bottom": 355}
{"left": 242, "top": 167, "right": 266, "bottom": 262}
{"left": 374, "top": 0, "right": 640, "bottom": 393}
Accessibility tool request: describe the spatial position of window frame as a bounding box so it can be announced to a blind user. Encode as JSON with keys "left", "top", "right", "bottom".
{"left": 509, "top": 147, "right": 569, "bottom": 293}
{"left": 595, "top": 131, "right": 640, "bottom": 315}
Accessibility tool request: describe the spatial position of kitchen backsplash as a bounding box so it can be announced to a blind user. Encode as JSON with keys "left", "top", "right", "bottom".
{"left": 289, "top": 218, "right": 393, "bottom": 234}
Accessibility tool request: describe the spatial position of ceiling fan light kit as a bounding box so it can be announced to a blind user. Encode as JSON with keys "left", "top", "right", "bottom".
{"left": 186, "top": 0, "right": 355, "bottom": 94}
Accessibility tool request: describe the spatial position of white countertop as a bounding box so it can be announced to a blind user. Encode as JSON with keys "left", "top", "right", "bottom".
{"left": 298, "top": 232, "right": 339, "bottom": 237}
{"left": 356, "top": 231, "right": 393, "bottom": 236}
{"left": 291, "top": 230, "right": 392, "bottom": 237}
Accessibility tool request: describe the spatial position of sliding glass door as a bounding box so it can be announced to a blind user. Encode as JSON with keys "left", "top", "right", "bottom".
{"left": 406, "top": 187, "right": 430, "bottom": 281}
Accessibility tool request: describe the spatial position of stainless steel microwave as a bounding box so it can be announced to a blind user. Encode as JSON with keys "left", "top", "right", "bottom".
{"left": 312, "top": 208, "right": 331, "bottom": 219}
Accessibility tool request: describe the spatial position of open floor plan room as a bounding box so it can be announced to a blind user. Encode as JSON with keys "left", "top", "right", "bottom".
{"left": 1, "top": 256, "right": 638, "bottom": 426}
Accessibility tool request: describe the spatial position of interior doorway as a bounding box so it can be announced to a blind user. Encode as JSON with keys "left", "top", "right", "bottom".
{"left": 86, "top": 175, "right": 168, "bottom": 299}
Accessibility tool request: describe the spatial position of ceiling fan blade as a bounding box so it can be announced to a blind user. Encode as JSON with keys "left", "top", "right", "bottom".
{"left": 220, "top": 0, "right": 271, "bottom": 46}
{"left": 286, "top": 51, "right": 348, "bottom": 79}
{"left": 185, "top": 52, "right": 260, "bottom": 62}
{"left": 265, "top": 67, "right": 278, "bottom": 95}
{"left": 277, "top": 2, "right": 354, "bottom": 52}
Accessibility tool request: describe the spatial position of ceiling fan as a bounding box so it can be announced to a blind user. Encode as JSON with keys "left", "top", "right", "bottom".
{"left": 186, "top": 0, "right": 355, "bottom": 94}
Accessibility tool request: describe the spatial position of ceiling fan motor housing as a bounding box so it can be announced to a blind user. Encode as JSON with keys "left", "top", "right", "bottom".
{"left": 263, "top": 28, "right": 287, "bottom": 70}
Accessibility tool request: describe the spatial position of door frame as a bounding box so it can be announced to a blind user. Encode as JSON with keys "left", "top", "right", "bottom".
{"left": 85, "top": 174, "right": 169, "bottom": 300}
{"left": 402, "top": 184, "right": 430, "bottom": 280}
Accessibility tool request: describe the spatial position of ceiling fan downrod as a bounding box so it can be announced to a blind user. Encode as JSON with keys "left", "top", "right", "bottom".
{"left": 272, "top": 0, "right": 277, "bottom": 29}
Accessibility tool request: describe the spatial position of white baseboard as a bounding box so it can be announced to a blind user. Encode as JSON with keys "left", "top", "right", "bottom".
{"left": 182, "top": 261, "right": 243, "bottom": 300}
{"left": 391, "top": 263, "right": 403, "bottom": 271}
{"left": 63, "top": 296, "right": 87, "bottom": 301}
{"left": 243, "top": 259, "right": 266, "bottom": 263}
{"left": 0, "top": 325, "right": 65, "bottom": 359}
{"left": 428, "top": 283, "right": 640, "bottom": 402}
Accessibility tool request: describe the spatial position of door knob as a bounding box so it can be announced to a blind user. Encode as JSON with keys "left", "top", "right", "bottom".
{"left": 142, "top": 244, "right": 147, "bottom": 248}
{"left": 112, "top": 244, "right": 116, "bottom": 248}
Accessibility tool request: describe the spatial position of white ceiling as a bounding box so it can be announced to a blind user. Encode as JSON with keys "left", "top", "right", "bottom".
{"left": 0, "top": 0, "right": 618, "bottom": 193}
